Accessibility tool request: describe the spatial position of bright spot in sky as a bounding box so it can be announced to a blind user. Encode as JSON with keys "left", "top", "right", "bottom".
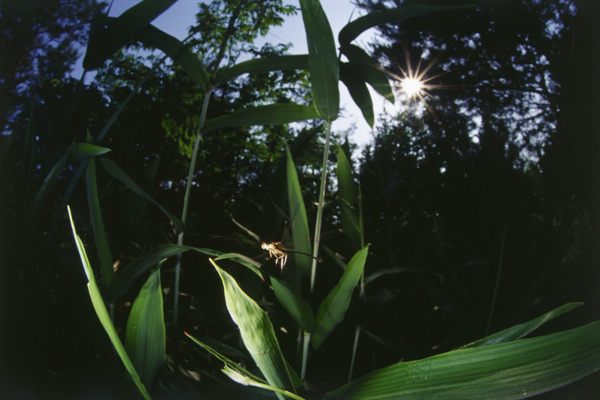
{"left": 400, "top": 77, "right": 424, "bottom": 98}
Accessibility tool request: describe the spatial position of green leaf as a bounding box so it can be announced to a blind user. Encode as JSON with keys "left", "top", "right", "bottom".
{"left": 84, "top": 0, "right": 177, "bottom": 69}
{"left": 215, "top": 252, "right": 264, "bottom": 280}
{"left": 67, "top": 206, "right": 151, "bottom": 400}
{"left": 135, "top": 23, "right": 210, "bottom": 91}
{"left": 211, "top": 259, "right": 296, "bottom": 397}
{"left": 186, "top": 332, "right": 306, "bottom": 400}
{"left": 299, "top": 0, "right": 339, "bottom": 120}
{"left": 203, "top": 104, "right": 319, "bottom": 132}
{"left": 339, "top": 62, "right": 374, "bottom": 128}
{"left": 71, "top": 143, "right": 111, "bottom": 162}
{"left": 463, "top": 302, "right": 584, "bottom": 348}
{"left": 85, "top": 157, "right": 114, "bottom": 284}
{"left": 312, "top": 246, "right": 369, "bottom": 350}
{"left": 341, "top": 44, "right": 394, "bottom": 104}
{"left": 109, "top": 244, "right": 215, "bottom": 300}
{"left": 213, "top": 55, "right": 309, "bottom": 85}
{"left": 339, "top": 5, "right": 477, "bottom": 46}
{"left": 126, "top": 264, "right": 166, "bottom": 387}
{"left": 99, "top": 158, "right": 183, "bottom": 232}
{"left": 284, "top": 145, "right": 313, "bottom": 292}
{"left": 324, "top": 320, "right": 600, "bottom": 400}
{"left": 336, "top": 147, "right": 362, "bottom": 252}
{"left": 271, "top": 276, "right": 316, "bottom": 333}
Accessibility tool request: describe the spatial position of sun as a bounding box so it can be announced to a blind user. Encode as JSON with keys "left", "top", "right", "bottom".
{"left": 400, "top": 76, "right": 424, "bottom": 98}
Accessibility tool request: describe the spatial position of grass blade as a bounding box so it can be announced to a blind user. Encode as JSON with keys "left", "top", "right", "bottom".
{"left": 299, "top": 0, "right": 339, "bottom": 120}
{"left": 325, "top": 320, "right": 600, "bottom": 400}
{"left": 336, "top": 147, "right": 362, "bottom": 253}
{"left": 85, "top": 157, "right": 114, "bottom": 284}
{"left": 285, "top": 145, "right": 313, "bottom": 292}
{"left": 203, "top": 103, "right": 319, "bottom": 132}
{"left": 463, "top": 302, "right": 584, "bottom": 348}
{"left": 99, "top": 158, "right": 183, "bottom": 232}
{"left": 210, "top": 259, "right": 296, "bottom": 398}
{"left": 67, "top": 206, "right": 151, "bottom": 400}
{"left": 213, "top": 55, "right": 309, "bottom": 84}
{"left": 339, "top": 62, "right": 374, "bottom": 128}
{"left": 312, "top": 246, "right": 369, "bottom": 350}
{"left": 341, "top": 44, "right": 394, "bottom": 104}
{"left": 271, "top": 276, "right": 316, "bottom": 333}
{"left": 126, "top": 264, "right": 166, "bottom": 387}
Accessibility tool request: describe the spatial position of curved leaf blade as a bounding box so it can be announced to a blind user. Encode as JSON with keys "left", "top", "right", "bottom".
{"left": 71, "top": 143, "right": 111, "bottom": 162}
{"left": 211, "top": 259, "right": 296, "bottom": 397}
{"left": 312, "top": 246, "right": 369, "bottom": 350}
{"left": 325, "top": 320, "right": 600, "bottom": 400}
{"left": 213, "top": 55, "right": 309, "bottom": 85}
{"left": 341, "top": 44, "right": 394, "bottom": 104}
{"left": 339, "top": 62, "right": 374, "bottom": 129}
{"left": 339, "top": 5, "right": 477, "bottom": 47}
{"left": 203, "top": 104, "right": 319, "bottom": 132}
{"left": 299, "top": 0, "right": 339, "bottom": 120}
{"left": 271, "top": 276, "right": 316, "bottom": 333}
{"left": 99, "top": 158, "right": 183, "bottom": 232}
{"left": 126, "top": 265, "right": 166, "bottom": 387}
{"left": 67, "top": 206, "right": 151, "bottom": 400}
{"left": 84, "top": 0, "right": 177, "bottom": 69}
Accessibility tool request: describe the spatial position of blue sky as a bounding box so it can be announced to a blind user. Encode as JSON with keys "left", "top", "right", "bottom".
{"left": 106, "top": 0, "right": 385, "bottom": 148}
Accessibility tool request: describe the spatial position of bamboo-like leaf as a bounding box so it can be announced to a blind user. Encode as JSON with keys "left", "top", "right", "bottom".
{"left": 126, "top": 264, "right": 166, "bottom": 387}
{"left": 215, "top": 252, "right": 264, "bottom": 279}
{"left": 213, "top": 55, "right": 309, "bottom": 85}
{"left": 67, "top": 206, "right": 151, "bottom": 400}
{"left": 203, "top": 104, "right": 319, "bottom": 132}
{"left": 312, "top": 246, "right": 369, "bottom": 350}
{"left": 84, "top": 0, "right": 177, "bottom": 69}
{"left": 271, "top": 276, "right": 316, "bottom": 333}
{"left": 210, "top": 259, "right": 296, "bottom": 397}
{"left": 339, "top": 62, "right": 374, "bottom": 128}
{"left": 339, "top": 5, "right": 477, "bottom": 46}
{"left": 85, "top": 157, "right": 114, "bottom": 284}
{"left": 463, "top": 302, "right": 584, "bottom": 348}
{"left": 135, "top": 23, "right": 209, "bottom": 91}
{"left": 71, "top": 142, "right": 111, "bottom": 162}
{"left": 99, "top": 158, "right": 183, "bottom": 232}
{"left": 341, "top": 44, "right": 394, "bottom": 104}
{"left": 186, "top": 332, "right": 306, "bottom": 400}
{"left": 285, "top": 145, "right": 313, "bottom": 292}
{"left": 108, "top": 244, "right": 216, "bottom": 300}
{"left": 299, "top": 0, "right": 339, "bottom": 120}
{"left": 337, "top": 146, "right": 362, "bottom": 253}
{"left": 324, "top": 320, "right": 600, "bottom": 400}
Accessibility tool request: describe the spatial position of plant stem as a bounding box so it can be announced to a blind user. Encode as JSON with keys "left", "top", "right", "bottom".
{"left": 173, "top": 90, "right": 212, "bottom": 327}
{"left": 310, "top": 121, "right": 332, "bottom": 293}
{"left": 486, "top": 227, "right": 506, "bottom": 336}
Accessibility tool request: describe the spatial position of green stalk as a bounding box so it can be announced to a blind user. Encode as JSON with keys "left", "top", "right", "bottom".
{"left": 173, "top": 90, "right": 212, "bottom": 326}
{"left": 310, "top": 121, "right": 332, "bottom": 293}
{"left": 486, "top": 228, "right": 506, "bottom": 336}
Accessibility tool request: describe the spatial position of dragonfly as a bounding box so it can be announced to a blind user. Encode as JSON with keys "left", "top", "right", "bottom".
{"left": 260, "top": 241, "right": 323, "bottom": 271}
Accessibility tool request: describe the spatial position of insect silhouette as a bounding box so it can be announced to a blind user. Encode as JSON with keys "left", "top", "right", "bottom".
{"left": 260, "top": 241, "right": 323, "bottom": 270}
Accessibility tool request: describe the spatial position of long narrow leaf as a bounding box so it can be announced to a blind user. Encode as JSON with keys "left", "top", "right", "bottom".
{"left": 213, "top": 55, "right": 309, "bottom": 85}
{"left": 339, "top": 5, "right": 477, "bottom": 46}
{"left": 99, "top": 158, "right": 183, "bottom": 232}
{"left": 339, "top": 62, "right": 375, "bottom": 128}
{"left": 312, "top": 246, "right": 369, "bottom": 350}
{"left": 203, "top": 104, "right": 319, "bottom": 132}
{"left": 463, "top": 302, "right": 583, "bottom": 348}
{"left": 210, "top": 259, "right": 296, "bottom": 398}
{"left": 71, "top": 142, "right": 111, "bottom": 162}
{"left": 108, "top": 244, "right": 215, "bottom": 300}
{"left": 341, "top": 44, "right": 394, "bottom": 104}
{"left": 67, "top": 206, "right": 151, "bottom": 400}
{"left": 135, "top": 23, "right": 209, "bottom": 91}
{"left": 299, "top": 0, "right": 339, "bottom": 120}
{"left": 336, "top": 147, "right": 362, "bottom": 253}
{"left": 126, "top": 264, "right": 166, "bottom": 387}
{"left": 84, "top": 0, "right": 176, "bottom": 69}
{"left": 85, "top": 158, "right": 114, "bottom": 284}
{"left": 285, "top": 145, "right": 313, "bottom": 292}
{"left": 324, "top": 320, "right": 600, "bottom": 400}
{"left": 271, "top": 276, "right": 316, "bottom": 333}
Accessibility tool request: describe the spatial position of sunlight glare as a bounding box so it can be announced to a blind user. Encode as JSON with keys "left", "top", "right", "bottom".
{"left": 400, "top": 77, "right": 424, "bottom": 98}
